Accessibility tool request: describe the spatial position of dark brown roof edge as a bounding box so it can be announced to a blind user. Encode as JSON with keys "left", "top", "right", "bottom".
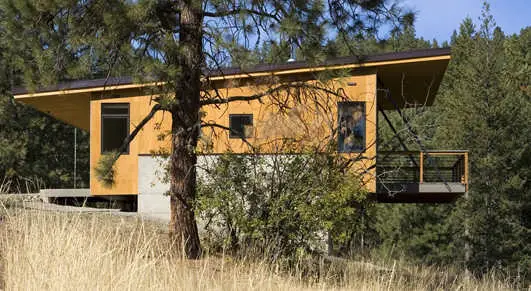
{"left": 13, "top": 47, "right": 450, "bottom": 96}
{"left": 12, "top": 76, "right": 135, "bottom": 96}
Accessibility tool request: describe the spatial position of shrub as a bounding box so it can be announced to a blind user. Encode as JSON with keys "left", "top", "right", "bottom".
{"left": 197, "top": 151, "right": 369, "bottom": 258}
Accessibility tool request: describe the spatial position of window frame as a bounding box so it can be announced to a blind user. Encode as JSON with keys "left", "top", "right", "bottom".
{"left": 337, "top": 101, "right": 366, "bottom": 153}
{"left": 229, "top": 114, "right": 254, "bottom": 139}
{"left": 101, "top": 103, "right": 130, "bottom": 154}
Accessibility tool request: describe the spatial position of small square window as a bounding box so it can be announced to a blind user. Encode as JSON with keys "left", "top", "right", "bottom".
{"left": 229, "top": 114, "right": 253, "bottom": 139}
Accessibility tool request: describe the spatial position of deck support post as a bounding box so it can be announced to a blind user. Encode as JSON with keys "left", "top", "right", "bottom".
{"left": 419, "top": 152, "right": 424, "bottom": 183}
{"left": 464, "top": 152, "right": 469, "bottom": 191}
{"left": 378, "top": 86, "right": 451, "bottom": 192}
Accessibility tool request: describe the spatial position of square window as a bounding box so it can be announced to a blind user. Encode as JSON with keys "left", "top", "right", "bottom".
{"left": 101, "top": 103, "right": 129, "bottom": 154}
{"left": 338, "top": 102, "right": 366, "bottom": 152}
{"left": 229, "top": 114, "right": 253, "bottom": 139}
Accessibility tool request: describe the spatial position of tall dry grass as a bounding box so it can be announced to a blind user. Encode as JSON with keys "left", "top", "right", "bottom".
{"left": 0, "top": 205, "right": 515, "bottom": 290}
{"left": 0, "top": 176, "right": 46, "bottom": 194}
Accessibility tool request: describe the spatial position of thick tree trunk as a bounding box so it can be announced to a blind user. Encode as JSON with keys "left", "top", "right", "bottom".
{"left": 168, "top": 0, "right": 203, "bottom": 259}
{"left": 168, "top": 145, "right": 201, "bottom": 258}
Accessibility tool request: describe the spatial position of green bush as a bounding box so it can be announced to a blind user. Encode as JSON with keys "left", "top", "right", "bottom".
{"left": 197, "top": 152, "right": 370, "bottom": 258}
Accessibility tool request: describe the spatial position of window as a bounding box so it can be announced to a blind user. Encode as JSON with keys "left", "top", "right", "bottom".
{"left": 229, "top": 114, "right": 253, "bottom": 139}
{"left": 101, "top": 103, "right": 130, "bottom": 154}
{"left": 338, "top": 102, "right": 366, "bottom": 152}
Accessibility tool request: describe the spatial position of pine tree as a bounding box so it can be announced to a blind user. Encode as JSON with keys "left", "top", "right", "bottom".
{"left": 2, "top": 0, "right": 413, "bottom": 258}
{"left": 368, "top": 5, "right": 530, "bottom": 283}
{"left": 376, "top": 4, "right": 530, "bottom": 281}
{"left": 432, "top": 5, "right": 530, "bottom": 276}
{"left": 0, "top": 12, "right": 89, "bottom": 192}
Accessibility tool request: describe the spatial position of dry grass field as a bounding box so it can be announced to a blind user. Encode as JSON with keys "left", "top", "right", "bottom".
{"left": 0, "top": 198, "right": 515, "bottom": 290}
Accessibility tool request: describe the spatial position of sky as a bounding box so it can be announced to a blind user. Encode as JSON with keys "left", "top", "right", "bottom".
{"left": 402, "top": 0, "right": 531, "bottom": 42}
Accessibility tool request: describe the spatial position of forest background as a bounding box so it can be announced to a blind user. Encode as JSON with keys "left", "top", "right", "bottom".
{"left": 0, "top": 0, "right": 528, "bottom": 284}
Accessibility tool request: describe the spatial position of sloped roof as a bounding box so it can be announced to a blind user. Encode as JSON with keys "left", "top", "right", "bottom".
{"left": 12, "top": 48, "right": 450, "bottom": 96}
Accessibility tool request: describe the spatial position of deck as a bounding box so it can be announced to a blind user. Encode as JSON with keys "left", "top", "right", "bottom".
{"left": 375, "top": 150, "right": 468, "bottom": 203}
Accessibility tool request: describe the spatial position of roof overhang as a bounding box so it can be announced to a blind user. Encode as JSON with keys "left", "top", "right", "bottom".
{"left": 376, "top": 55, "right": 450, "bottom": 109}
{"left": 15, "top": 92, "right": 91, "bottom": 130}
{"left": 12, "top": 48, "right": 451, "bottom": 129}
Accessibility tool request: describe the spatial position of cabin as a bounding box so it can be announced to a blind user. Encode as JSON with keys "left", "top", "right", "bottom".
{"left": 12, "top": 48, "right": 468, "bottom": 219}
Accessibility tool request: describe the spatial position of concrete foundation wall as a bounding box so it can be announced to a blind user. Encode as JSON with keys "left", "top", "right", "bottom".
{"left": 137, "top": 155, "right": 283, "bottom": 220}
{"left": 138, "top": 156, "right": 171, "bottom": 221}
{"left": 138, "top": 154, "right": 303, "bottom": 221}
{"left": 137, "top": 155, "right": 220, "bottom": 221}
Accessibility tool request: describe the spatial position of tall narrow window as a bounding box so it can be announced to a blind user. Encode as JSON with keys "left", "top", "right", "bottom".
{"left": 101, "top": 103, "right": 130, "bottom": 154}
{"left": 338, "top": 102, "right": 366, "bottom": 152}
{"left": 229, "top": 114, "right": 253, "bottom": 139}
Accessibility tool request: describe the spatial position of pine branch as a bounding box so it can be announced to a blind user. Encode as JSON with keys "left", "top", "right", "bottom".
{"left": 200, "top": 122, "right": 255, "bottom": 151}
{"left": 201, "top": 84, "right": 291, "bottom": 106}
{"left": 203, "top": 8, "right": 279, "bottom": 21}
{"left": 200, "top": 83, "right": 344, "bottom": 106}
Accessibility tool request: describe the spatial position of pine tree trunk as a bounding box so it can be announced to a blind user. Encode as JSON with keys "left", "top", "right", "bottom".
{"left": 168, "top": 0, "right": 202, "bottom": 259}
{"left": 168, "top": 122, "right": 201, "bottom": 258}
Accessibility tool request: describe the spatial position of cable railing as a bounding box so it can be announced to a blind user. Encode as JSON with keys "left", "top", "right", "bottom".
{"left": 376, "top": 150, "right": 468, "bottom": 193}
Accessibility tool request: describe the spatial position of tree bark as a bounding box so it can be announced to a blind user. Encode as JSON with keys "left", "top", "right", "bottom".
{"left": 168, "top": 0, "right": 203, "bottom": 259}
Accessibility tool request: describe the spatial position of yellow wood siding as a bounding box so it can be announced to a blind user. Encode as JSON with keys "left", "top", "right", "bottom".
{"left": 90, "top": 96, "right": 171, "bottom": 195}
{"left": 11, "top": 51, "right": 452, "bottom": 197}
{"left": 89, "top": 74, "right": 377, "bottom": 195}
{"left": 14, "top": 54, "right": 449, "bottom": 130}
{"left": 200, "top": 74, "right": 377, "bottom": 191}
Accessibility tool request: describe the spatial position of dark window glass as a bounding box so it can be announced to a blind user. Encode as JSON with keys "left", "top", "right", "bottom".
{"left": 102, "top": 104, "right": 128, "bottom": 115}
{"left": 101, "top": 103, "right": 129, "bottom": 154}
{"left": 338, "top": 102, "right": 366, "bottom": 152}
{"left": 229, "top": 114, "right": 253, "bottom": 138}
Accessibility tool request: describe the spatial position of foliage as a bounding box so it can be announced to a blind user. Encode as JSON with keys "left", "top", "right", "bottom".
{"left": 94, "top": 151, "right": 120, "bottom": 188}
{"left": 197, "top": 152, "right": 369, "bottom": 257}
{"left": 0, "top": 96, "right": 90, "bottom": 191}
{"left": 2, "top": 0, "right": 527, "bottom": 282}
{"left": 0, "top": 0, "right": 91, "bottom": 192}
{"left": 371, "top": 4, "right": 530, "bottom": 285}
{"left": 0, "top": 0, "right": 415, "bottom": 86}
{"left": 433, "top": 10, "right": 530, "bottom": 279}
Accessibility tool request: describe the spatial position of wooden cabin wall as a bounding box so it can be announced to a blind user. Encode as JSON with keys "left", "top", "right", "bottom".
{"left": 89, "top": 73, "right": 377, "bottom": 195}
{"left": 200, "top": 73, "right": 377, "bottom": 191}
{"left": 90, "top": 95, "right": 172, "bottom": 195}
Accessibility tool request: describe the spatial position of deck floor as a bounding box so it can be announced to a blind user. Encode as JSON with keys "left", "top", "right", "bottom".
{"left": 375, "top": 182, "right": 466, "bottom": 203}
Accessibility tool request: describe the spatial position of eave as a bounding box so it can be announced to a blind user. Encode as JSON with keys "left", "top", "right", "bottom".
{"left": 12, "top": 48, "right": 451, "bottom": 129}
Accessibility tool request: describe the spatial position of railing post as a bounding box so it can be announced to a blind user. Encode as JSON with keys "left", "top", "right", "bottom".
{"left": 419, "top": 152, "right": 424, "bottom": 183}
{"left": 464, "top": 152, "right": 469, "bottom": 191}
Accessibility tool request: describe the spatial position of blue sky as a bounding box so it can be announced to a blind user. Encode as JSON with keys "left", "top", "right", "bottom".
{"left": 403, "top": 0, "right": 531, "bottom": 42}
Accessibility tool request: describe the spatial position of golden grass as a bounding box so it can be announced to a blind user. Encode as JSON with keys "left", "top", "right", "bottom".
{"left": 0, "top": 204, "right": 515, "bottom": 290}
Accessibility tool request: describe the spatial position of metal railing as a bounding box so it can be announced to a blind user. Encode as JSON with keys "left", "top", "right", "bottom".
{"left": 376, "top": 150, "right": 468, "bottom": 190}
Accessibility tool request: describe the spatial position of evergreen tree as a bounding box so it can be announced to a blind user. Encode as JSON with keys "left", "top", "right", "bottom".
{"left": 373, "top": 4, "right": 530, "bottom": 283}
{"left": 432, "top": 6, "right": 530, "bottom": 277}
{"left": 2, "top": 0, "right": 413, "bottom": 258}
{"left": 0, "top": 12, "right": 89, "bottom": 192}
